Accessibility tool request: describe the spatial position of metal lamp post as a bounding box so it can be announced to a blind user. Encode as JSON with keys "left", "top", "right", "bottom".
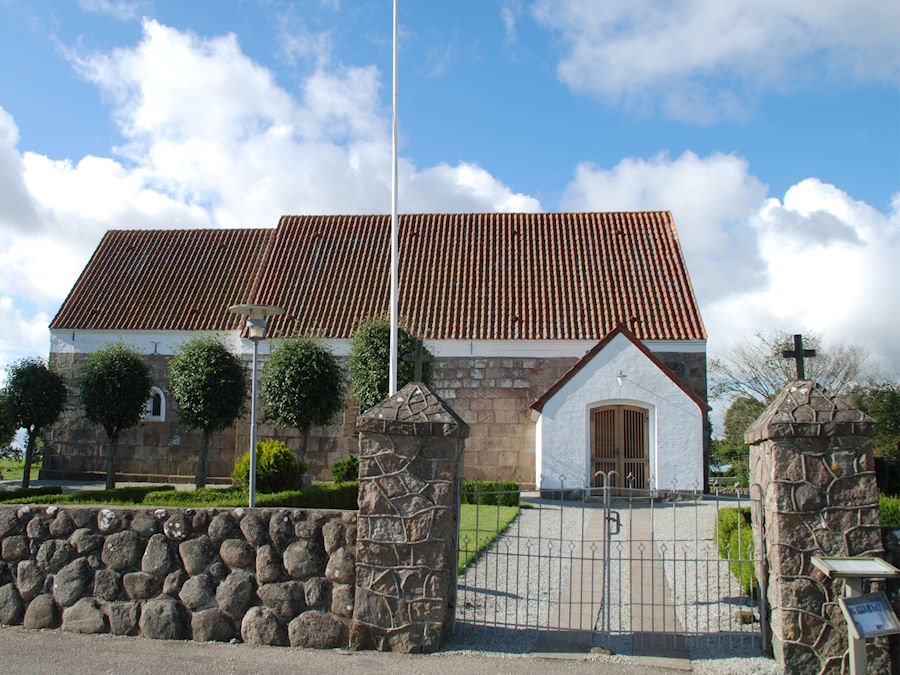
{"left": 227, "top": 304, "right": 284, "bottom": 507}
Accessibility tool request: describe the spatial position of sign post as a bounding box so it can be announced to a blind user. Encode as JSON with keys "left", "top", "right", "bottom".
{"left": 811, "top": 556, "right": 900, "bottom": 674}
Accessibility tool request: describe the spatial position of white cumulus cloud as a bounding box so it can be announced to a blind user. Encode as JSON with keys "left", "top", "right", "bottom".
{"left": 533, "top": 0, "right": 900, "bottom": 121}
{"left": 0, "top": 20, "right": 541, "bottom": 368}
{"left": 561, "top": 152, "right": 900, "bottom": 377}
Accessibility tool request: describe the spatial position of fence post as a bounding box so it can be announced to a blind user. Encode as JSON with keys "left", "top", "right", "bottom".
{"left": 350, "top": 383, "right": 468, "bottom": 653}
{"left": 746, "top": 381, "right": 885, "bottom": 672}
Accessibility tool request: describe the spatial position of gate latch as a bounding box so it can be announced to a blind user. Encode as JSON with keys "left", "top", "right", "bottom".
{"left": 607, "top": 510, "right": 621, "bottom": 536}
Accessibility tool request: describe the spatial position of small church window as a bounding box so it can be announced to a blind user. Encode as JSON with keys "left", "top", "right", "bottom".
{"left": 143, "top": 387, "right": 165, "bottom": 422}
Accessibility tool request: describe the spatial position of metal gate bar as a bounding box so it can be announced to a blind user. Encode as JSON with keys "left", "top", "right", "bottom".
{"left": 454, "top": 475, "right": 766, "bottom": 658}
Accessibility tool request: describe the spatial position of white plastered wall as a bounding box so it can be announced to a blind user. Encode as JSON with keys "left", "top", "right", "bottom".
{"left": 535, "top": 332, "right": 704, "bottom": 492}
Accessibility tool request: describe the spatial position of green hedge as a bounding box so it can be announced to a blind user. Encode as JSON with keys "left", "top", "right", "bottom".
{"left": 715, "top": 506, "right": 758, "bottom": 598}
{"left": 0, "top": 485, "right": 63, "bottom": 503}
{"left": 881, "top": 494, "right": 900, "bottom": 526}
{"left": 461, "top": 481, "right": 520, "bottom": 507}
{"left": 728, "top": 524, "right": 758, "bottom": 598}
{"left": 715, "top": 506, "right": 751, "bottom": 558}
{"left": 143, "top": 483, "right": 359, "bottom": 510}
{"left": 2, "top": 485, "right": 175, "bottom": 505}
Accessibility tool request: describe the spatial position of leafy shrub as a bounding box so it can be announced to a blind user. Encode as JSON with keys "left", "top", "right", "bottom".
{"left": 232, "top": 439, "right": 307, "bottom": 494}
{"left": 331, "top": 455, "right": 360, "bottom": 483}
{"left": 715, "top": 506, "right": 750, "bottom": 558}
{"left": 727, "top": 524, "right": 758, "bottom": 598}
{"left": 881, "top": 494, "right": 900, "bottom": 526}
{"left": 461, "top": 480, "right": 520, "bottom": 507}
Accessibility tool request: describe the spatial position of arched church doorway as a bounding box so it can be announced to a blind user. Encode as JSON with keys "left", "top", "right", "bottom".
{"left": 590, "top": 404, "right": 649, "bottom": 489}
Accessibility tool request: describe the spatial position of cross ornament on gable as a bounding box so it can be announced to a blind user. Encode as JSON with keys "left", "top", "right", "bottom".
{"left": 402, "top": 338, "right": 434, "bottom": 382}
{"left": 782, "top": 333, "right": 816, "bottom": 380}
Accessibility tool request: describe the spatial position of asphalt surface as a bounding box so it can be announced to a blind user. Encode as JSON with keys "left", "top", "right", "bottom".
{"left": 0, "top": 626, "right": 687, "bottom": 674}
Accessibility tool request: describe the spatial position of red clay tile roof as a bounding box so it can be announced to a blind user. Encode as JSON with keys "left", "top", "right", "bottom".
{"left": 51, "top": 212, "right": 706, "bottom": 341}
{"left": 51, "top": 228, "right": 275, "bottom": 332}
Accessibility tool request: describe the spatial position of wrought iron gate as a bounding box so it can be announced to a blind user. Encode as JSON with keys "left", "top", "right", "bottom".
{"left": 454, "top": 475, "right": 767, "bottom": 658}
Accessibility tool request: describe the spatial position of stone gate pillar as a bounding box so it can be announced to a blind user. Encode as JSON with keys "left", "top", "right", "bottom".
{"left": 350, "top": 383, "right": 468, "bottom": 653}
{"left": 746, "top": 380, "right": 887, "bottom": 673}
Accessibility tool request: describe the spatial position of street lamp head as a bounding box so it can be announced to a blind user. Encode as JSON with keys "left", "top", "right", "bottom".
{"left": 227, "top": 304, "right": 285, "bottom": 341}
{"left": 246, "top": 317, "right": 266, "bottom": 340}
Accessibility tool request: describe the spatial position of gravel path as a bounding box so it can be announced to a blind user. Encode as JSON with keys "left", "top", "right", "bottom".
{"left": 445, "top": 495, "right": 783, "bottom": 674}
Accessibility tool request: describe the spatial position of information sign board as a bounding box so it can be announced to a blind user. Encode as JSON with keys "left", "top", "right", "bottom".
{"left": 838, "top": 592, "right": 900, "bottom": 640}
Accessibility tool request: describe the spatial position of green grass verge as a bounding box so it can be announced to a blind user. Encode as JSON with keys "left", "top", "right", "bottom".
{"left": 458, "top": 503, "right": 520, "bottom": 573}
{"left": 0, "top": 459, "right": 41, "bottom": 482}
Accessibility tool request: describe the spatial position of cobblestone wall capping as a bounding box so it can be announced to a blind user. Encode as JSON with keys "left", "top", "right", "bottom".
{"left": 0, "top": 504, "right": 358, "bottom": 649}
{"left": 747, "top": 380, "right": 889, "bottom": 674}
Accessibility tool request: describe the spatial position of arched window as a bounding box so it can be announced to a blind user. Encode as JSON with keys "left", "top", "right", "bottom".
{"left": 143, "top": 387, "right": 166, "bottom": 422}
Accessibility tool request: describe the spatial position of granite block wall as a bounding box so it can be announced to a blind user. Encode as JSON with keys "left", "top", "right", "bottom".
{"left": 43, "top": 350, "right": 705, "bottom": 489}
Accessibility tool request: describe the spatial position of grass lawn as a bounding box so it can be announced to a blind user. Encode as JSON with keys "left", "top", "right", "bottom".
{"left": 458, "top": 503, "right": 520, "bottom": 573}
{"left": 0, "top": 458, "right": 41, "bottom": 482}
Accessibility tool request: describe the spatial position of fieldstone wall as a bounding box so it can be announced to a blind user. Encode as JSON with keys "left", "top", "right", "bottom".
{"left": 351, "top": 382, "right": 467, "bottom": 653}
{"left": 0, "top": 504, "right": 356, "bottom": 648}
{"left": 747, "top": 381, "right": 888, "bottom": 673}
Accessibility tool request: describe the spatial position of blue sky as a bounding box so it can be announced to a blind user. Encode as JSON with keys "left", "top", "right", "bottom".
{"left": 0, "top": 0, "right": 898, "bottom": 406}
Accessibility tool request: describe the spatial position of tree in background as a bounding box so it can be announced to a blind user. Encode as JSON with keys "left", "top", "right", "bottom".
{"left": 851, "top": 382, "right": 900, "bottom": 494}
{"left": 347, "top": 316, "right": 434, "bottom": 411}
{"left": 710, "top": 330, "right": 872, "bottom": 402}
{"left": 710, "top": 397, "right": 766, "bottom": 484}
{"left": 169, "top": 337, "right": 246, "bottom": 488}
{"left": 1, "top": 359, "right": 67, "bottom": 488}
{"left": 0, "top": 389, "right": 17, "bottom": 451}
{"left": 79, "top": 342, "right": 152, "bottom": 489}
{"left": 260, "top": 339, "right": 344, "bottom": 462}
{"left": 710, "top": 331, "right": 879, "bottom": 488}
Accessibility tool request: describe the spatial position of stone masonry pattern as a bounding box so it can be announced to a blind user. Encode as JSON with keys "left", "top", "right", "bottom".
{"left": 43, "top": 351, "right": 704, "bottom": 489}
{"left": 351, "top": 383, "right": 467, "bottom": 653}
{"left": 747, "top": 381, "right": 889, "bottom": 674}
{"left": 0, "top": 504, "right": 357, "bottom": 649}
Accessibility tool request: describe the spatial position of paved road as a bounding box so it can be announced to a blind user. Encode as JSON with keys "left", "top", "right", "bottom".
{"left": 0, "top": 626, "right": 688, "bottom": 674}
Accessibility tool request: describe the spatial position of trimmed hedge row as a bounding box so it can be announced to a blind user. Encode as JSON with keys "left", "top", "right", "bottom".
{"left": 0, "top": 485, "right": 63, "bottom": 502}
{"left": 1, "top": 485, "right": 174, "bottom": 505}
{"left": 461, "top": 480, "right": 520, "bottom": 507}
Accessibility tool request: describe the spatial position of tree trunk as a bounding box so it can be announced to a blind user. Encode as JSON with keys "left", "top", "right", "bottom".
{"left": 196, "top": 429, "right": 209, "bottom": 489}
{"left": 105, "top": 432, "right": 118, "bottom": 490}
{"left": 21, "top": 426, "right": 36, "bottom": 490}
{"left": 298, "top": 428, "right": 309, "bottom": 463}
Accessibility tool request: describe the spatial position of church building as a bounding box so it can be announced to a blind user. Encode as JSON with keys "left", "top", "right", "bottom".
{"left": 43, "top": 212, "right": 708, "bottom": 491}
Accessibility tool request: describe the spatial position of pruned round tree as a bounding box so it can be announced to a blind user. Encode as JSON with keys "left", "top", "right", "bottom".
{"left": 79, "top": 342, "right": 152, "bottom": 489}
{"left": 347, "top": 316, "right": 433, "bottom": 411}
{"left": 168, "top": 337, "right": 247, "bottom": 488}
{"left": 2, "top": 358, "right": 67, "bottom": 488}
{"left": 260, "top": 339, "right": 344, "bottom": 462}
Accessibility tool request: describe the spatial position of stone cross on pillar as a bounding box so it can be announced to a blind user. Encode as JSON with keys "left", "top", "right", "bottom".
{"left": 402, "top": 338, "right": 433, "bottom": 382}
{"left": 782, "top": 333, "right": 816, "bottom": 380}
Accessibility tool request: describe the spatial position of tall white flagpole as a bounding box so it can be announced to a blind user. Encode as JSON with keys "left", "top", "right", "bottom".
{"left": 388, "top": 0, "right": 399, "bottom": 396}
